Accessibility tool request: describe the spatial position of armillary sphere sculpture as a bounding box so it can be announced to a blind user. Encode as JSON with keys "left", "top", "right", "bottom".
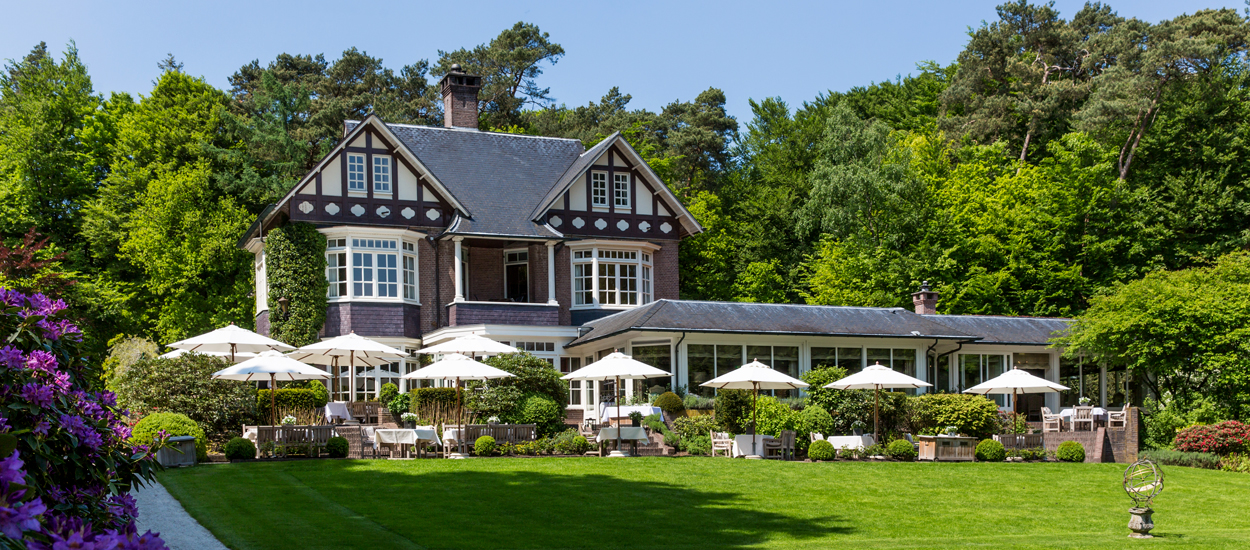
{"left": 1122, "top": 459, "right": 1164, "bottom": 538}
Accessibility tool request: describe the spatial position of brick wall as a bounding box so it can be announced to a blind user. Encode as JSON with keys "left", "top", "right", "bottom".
{"left": 528, "top": 243, "right": 548, "bottom": 304}
{"left": 653, "top": 239, "right": 680, "bottom": 301}
{"left": 467, "top": 245, "right": 503, "bottom": 302}
{"left": 448, "top": 303, "right": 558, "bottom": 326}
{"left": 418, "top": 237, "right": 438, "bottom": 333}
{"left": 322, "top": 302, "right": 421, "bottom": 339}
{"left": 439, "top": 240, "right": 456, "bottom": 326}
{"left": 555, "top": 245, "right": 572, "bottom": 325}
{"left": 255, "top": 310, "right": 270, "bottom": 337}
{"left": 1041, "top": 408, "right": 1140, "bottom": 463}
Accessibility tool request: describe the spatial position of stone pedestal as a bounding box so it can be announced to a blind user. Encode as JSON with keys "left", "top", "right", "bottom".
{"left": 1128, "top": 507, "right": 1154, "bottom": 538}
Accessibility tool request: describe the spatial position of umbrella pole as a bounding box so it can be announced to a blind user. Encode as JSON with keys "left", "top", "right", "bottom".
{"left": 231, "top": 343, "right": 236, "bottom": 364}
{"left": 874, "top": 385, "right": 880, "bottom": 445}
{"left": 331, "top": 356, "right": 339, "bottom": 401}
{"left": 752, "top": 382, "right": 759, "bottom": 458}
{"left": 270, "top": 373, "right": 277, "bottom": 425}
{"left": 616, "top": 375, "right": 624, "bottom": 456}
{"left": 456, "top": 377, "right": 464, "bottom": 457}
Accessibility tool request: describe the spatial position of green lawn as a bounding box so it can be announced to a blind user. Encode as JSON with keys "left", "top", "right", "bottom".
{"left": 160, "top": 457, "right": 1250, "bottom": 550}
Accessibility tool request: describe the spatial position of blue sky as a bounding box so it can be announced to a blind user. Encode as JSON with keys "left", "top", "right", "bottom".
{"left": 4, "top": 0, "right": 1242, "bottom": 123}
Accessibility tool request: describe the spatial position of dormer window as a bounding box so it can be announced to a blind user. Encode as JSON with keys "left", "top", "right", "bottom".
{"left": 373, "top": 156, "right": 391, "bottom": 193}
{"left": 591, "top": 172, "right": 607, "bottom": 207}
{"left": 613, "top": 173, "right": 630, "bottom": 208}
{"left": 347, "top": 154, "right": 366, "bottom": 192}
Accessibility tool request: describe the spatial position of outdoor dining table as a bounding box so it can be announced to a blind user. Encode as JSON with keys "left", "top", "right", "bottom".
{"left": 732, "top": 434, "right": 774, "bottom": 458}
{"left": 1058, "top": 407, "right": 1108, "bottom": 422}
{"left": 823, "top": 434, "right": 876, "bottom": 451}
{"left": 596, "top": 427, "right": 650, "bottom": 455}
{"left": 324, "top": 402, "right": 351, "bottom": 423}
{"left": 365, "top": 427, "right": 441, "bottom": 459}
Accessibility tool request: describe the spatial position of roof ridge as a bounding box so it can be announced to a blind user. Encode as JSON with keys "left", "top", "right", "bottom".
{"left": 670, "top": 299, "right": 905, "bottom": 311}
{"left": 380, "top": 121, "right": 584, "bottom": 142}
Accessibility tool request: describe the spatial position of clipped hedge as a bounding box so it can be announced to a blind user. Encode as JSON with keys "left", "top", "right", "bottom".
{"left": 411, "top": 387, "right": 459, "bottom": 407}
{"left": 266, "top": 222, "right": 328, "bottom": 347}
{"left": 654, "top": 391, "right": 685, "bottom": 415}
{"left": 809, "top": 440, "right": 836, "bottom": 461}
{"left": 1139, "top": 449, "right": 1221, "bottom": 470}
{"left": 975, "top": 439, "right": 1006, "bottom": 462}
{"left": 325, "top": 436, "right": 348, "bottom": 458}
{"left": 132, "top": 412, "right": 207, "bottom": 462}
{"left": 256, "top": 388, "right": 328, "bottom": 413}
{"left": 475, "top": 435, "right": 497, "bottom": 457}
{"left": 1057, "top": 440, "right": 1086, "bottom": 462}
{"left": 224, "top": 437, "right": 256, "bottom": 460}
{"left": 887, "top": 439, "right": 917, "bottom": 461}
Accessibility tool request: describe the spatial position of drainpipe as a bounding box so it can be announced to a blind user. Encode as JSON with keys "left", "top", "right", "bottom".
{"left": 933, "top": 339, "right": 973, "bottom": 392}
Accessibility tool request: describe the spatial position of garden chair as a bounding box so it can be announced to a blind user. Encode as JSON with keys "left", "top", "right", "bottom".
{"left": 903, "top": 433, "right": 920, "bottom": 453}
{"left": 1071, "top": 406, "right": 1094, "bottom": 432}
{"left": 443, "top": 424, "right": 463, "bottom": 458}
{"left": 1041, "top": 407, "right": 1062, "bottom": 433}
{"left": 763, "top": 430, "right": 795, "bottom": 460}
{"left": 811, "top": 433, "right": 825, "bottom": 442}
{"left": 710, "top": 431, "right": 733, "bottom": 457}
{"left": 1107, "top": 405, "right": 1127, "bottom": 429}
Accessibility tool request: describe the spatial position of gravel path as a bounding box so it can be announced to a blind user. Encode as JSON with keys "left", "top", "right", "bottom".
{"left": 132, "top": 479, "right": 230, "bottom": 550}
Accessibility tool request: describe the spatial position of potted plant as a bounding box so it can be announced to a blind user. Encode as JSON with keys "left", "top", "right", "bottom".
{"left": 851, "top": 420, "right": 865, "bottom": 436}
{"left": 280, "top": 415, "right": 297, "bottom": 426}
{"left": 1079, "top": 396, "right": 1091, "bottom": 406}
{"left": 400, "top": 412, "right": 419, "bottom": 429}
{"left": 486, "top": 416, "right": 500, "bottom": 426}
{"left": 943, "top": 426, "right": 959, "bottom": 436}
{"left": 629, "top": 411, "right": 643, "bottom": 427}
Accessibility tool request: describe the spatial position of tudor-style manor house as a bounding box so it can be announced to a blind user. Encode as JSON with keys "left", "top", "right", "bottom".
{"left": 242, "top": 67, "right": 1122, "bottom": 423}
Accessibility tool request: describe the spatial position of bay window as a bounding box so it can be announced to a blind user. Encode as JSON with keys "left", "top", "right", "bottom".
{"left": 402, "top": 242, "right": 417, "bottom": 300}
{"left": 571, "top": 245, "right": 653, "bottom": 309}
{"left": 324, "top": 233, "right": 420, "bottom": 303}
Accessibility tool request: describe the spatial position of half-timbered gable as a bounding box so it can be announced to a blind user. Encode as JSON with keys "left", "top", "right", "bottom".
{"left": 531, "top": 133, "right": 700, "bottom": 240}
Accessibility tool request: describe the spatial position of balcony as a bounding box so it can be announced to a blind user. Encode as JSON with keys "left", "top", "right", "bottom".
{"left": 447, "top": 301, "right": 559, "bottom": 327}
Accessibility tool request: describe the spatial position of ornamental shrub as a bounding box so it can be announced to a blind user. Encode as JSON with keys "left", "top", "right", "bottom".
{"left": 474, "top": 435, "right": 497, "bottom": 456}
{"left": 714, "top": 389, "right": 753, "bottom": 433}
{"left": 752, "top": 396, "right": 797, "bottom": 437}
{"left": 1057, "top": 440, "right": 1086, "bottom": 462}
{"left": 305, "top": 379, "right": 329, "bottom": 405}
{"left": 912, "top": 393, "right": 1000, "bottom": 440}
{"left": 110, "top": 352, "right": 257, "bottom": 444}
{"left": 808, "top": 440, "right": 836, "bottom": 461}
{"left": 379, "top": 383, "right": 399, "bottom": 407}
{"left": 887, "top": 439, "right": 918, "bottom": 461}
{"left": 387, "top": 393, "right": 411, "bottom": 418}
{"left": 133, "top": 412, "right": 207, "bottom": 462}
{"left": 552, "top": 429, "right": 591, "bottom": 455}
{"left": 974, "top": 439, "right": 1006, "bottom": 462}
{"left": 223, "top": 437, "right": 256, "bottom": 460}
{"left": 256, "top": 388, "right": 327, "bottom": 416}
{"left": 519, "top": 394, "right": 565, "bottom": 437}
{"left": 797, "top": 405, "right": 835, "bottom": 454}
{"left": 265, "top": 222, "right": 328, "bottom": 347}
{"left": 672, "top": 415, "right": 718, "bottom": 441}
{"left": 1220, "top": 453, "right": 1250, "bottom": 473}
{"left": 481, "top": 352, "right": 568, "bottom": 409}
{"left": 1173, "top": 421, "right": 1250, "bottom": 455}
{"left": 572, "top": 436, "right": 591, "bottom": 454}
{"left": 684, "top": 435, "right": 712, "bottom": 456}
{"left": 325, "top": 436, "right": 348, "bottom": 458}
{"left": 654, "top": 391, "right": 685, "bottom": 415}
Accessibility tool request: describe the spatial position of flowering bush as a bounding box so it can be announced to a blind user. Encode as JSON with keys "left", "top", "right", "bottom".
{"left": 0, "top": 287, "right": 167, "bottom": 548}
{"left": 280, "top": 415, "right": 297, "bottom": 425}
{"left": 1173, "top": 421, "right": 1250, "bottom": 455}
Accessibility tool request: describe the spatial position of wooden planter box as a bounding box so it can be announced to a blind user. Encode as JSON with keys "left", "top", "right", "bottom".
{"left": 917, "top": 435, "right": 977, "bottom": 462}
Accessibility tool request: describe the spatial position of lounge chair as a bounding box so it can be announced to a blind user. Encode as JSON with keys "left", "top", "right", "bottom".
{"left": 1041, "top": 407, "right": 1062, "bottom": 433}
{"left": 1107, "top": 405, "right": 1127, "bottom": 429}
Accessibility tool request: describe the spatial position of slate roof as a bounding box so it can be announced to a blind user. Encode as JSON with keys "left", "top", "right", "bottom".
{"left": 347, "top": 121, "right": 586, "bottom": 238}
{"left": 566, "top": 300, "right": 981, "bottom": 348}
{"left": 920, "top": 314, "right": 1071, "bottom": 345}
{"left": 565, "top": 300, "right": 1071, "bottom": 348}
{"left": 529, "top": 133, "right": 618, "bottom": 221}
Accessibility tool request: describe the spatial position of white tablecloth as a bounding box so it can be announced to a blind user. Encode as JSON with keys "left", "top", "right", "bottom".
{"left": 1059, "top": 407, "right": 1108, "bottom": 422}
{"left": 598, "top": 404, "right": 662, "bottom": 420}
{"left": 325, "top": 402, "right": 351, "bottom": 423}
{"left": 442, "top": 428, "right": 461, "bottom": 444}
{"left": 823, "top": 435, "right": 875, "bottom": 450}
{"left": 732, "top": 434, "right": 774, "bottom": 457}
{"left": 596, "top": 427, "right": 650, "bottom": 443}
{"left": 373, "top": 428, "right": 441, "bottom": 447}
{"left": 243, "top": 426, "right": 257, "bottom": 443}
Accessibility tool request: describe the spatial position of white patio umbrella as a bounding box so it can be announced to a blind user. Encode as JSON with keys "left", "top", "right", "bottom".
{"left": 416, "top": 333, "right": 520, "bottom": 356}
{"left": 288, "top": 332, "right": 406, "bottom": 402}
{"left": 963, "top": 367, "right": 1069, "bottom": 423}
{"left": 825, "top": 362, "right": 931, "bottom": 443}
{"left": 403, "top": 354, "right": 515, "bottom": 458}
{"left": 167, "top": 323, "right": 294, "bottom": 363}
{"left": 212, "top": 350, "right": 331, "bottom": 423}
{"left": 700, "top": 359, "right": 809, "bottom": 459}
{"left": 159, "top": 349, "right": 256, "bottom": 363}
{"left": 562, "top": 352, "right": 671, "bottom": 457}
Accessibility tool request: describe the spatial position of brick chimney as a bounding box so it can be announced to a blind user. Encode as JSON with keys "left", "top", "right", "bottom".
{"left": 439, "top": 64, "right": 482, "bottom": 129}
{"left": 911, "top": 281, "right": 939, "bottom": 315}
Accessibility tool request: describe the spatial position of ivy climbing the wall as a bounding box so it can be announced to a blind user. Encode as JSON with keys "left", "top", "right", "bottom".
{"left": 266, "top": 222, "right": 327, "bottom": 346}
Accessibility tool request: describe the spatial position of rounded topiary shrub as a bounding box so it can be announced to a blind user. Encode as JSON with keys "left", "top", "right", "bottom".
{"left": 132, "top": 412, "right": 207, "bottom": 461}
{"left": 886, "top": 439, "right": 917, "bottom": 461}
{"left": 475, "top": 435, "right": 497, "bottom": 457}
{"left": 1057, "top": 440, "right": 1086, "bottom": 462}
{"left": 572, "top": 435, "right": 590, "bottom": 454}
{"left": 520, "top": 394, "right": 565, "bottom": 436}
{"left": 654, "top": 391, "right": 685, "bottom": 415}
{"left": 975, "top": 439, "right": 1006, "bottom": 462}
{"left": 808, "top": 440, "right": 836, "bottom": 461}
{"left": 325, "top": 436, "right": 348, "bottom": 458}
{"left": 223, "top": 437, "right": 256, "bottom": 460}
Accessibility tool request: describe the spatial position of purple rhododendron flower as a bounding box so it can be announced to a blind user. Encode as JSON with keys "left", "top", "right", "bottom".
{"left": 106, "top": 494, "right": 137, "bottom": 520}
{"left": 0, "top": 499, "right": 45, "bottom": 538}
{"left": 21, "top": 383, "right": 54, "bottom": 408}
{"left": 0, "top": 451, "right": 24, "bottom": 486}
{"left": 60, "top": 415, "right": 102, "bottom": 451}
{"left": 37, "top": 319, "right": 81, "bottom": 341}
{"left": 0, "top": 289, "right": 23, "bottom": 308}
{"left": 0, "top": 416, "right": 8, "bottom": 433}
{"left": 112, "top": 424, "right": 131, "bottom": 441}
{"left": 33, "top": 420, "right": 51, "bottom": 436}
{"left": 25, "top": 350, "right": 57, "bottom": 374}
{"left": 23, "top": 294, "right": 66, "bottom": 318}
{"left": 0, "top": 347, "right": 22, "bottom": 370}
{"left": 49, "top": 371, "right": 71, "bottom": 395}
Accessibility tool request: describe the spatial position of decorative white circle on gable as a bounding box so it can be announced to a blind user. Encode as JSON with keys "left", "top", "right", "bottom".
{"left": 376, "top": 206, "right": 391, "bottom": 218}
{"left": 616, "top": 219, "right": 629, "bottom": 231}
{"left": 401, "top": 207, "right": 415, "bottom": 219}
{"left": 549, "top": 215, "right": 562, "bottom": 228}
{"left": 298, "top": 201, "right": 313, "bottom": 214}
{"left": 660, "top": 222, "right": 673, "bottom": 234}
{"left": 594, "top": 218, "right": 608, "bottom": 230}
{"left": 639, "top": 221, "right": 651, "bottom": 232}
{"left": 325, "top": 203, "right": 340, "bottom": 215}
{"left": 572, "top": 217, "right": 585, "bottom": 229}
{"left": 351, "top": 204, "right": 365, "bottom": 217}
{"left": 426, "top": 208, "right": 440, "bottom": 221}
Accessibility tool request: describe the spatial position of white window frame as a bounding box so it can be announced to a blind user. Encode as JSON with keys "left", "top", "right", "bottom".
{"left": 320, "top": 229, "right": 422, "bottom": 305}
{"left": 569, "top": 241, "right": 656, "bottom": 310}
{"left": 613, "top": 173, "right": 630, "bottom": 209}
{"left": 591, "top": 172, "right": 608, "bottom": 207}
{"left": 347, "top": 154, "right": 366, "bottom": 192}
{"left": 372, "top": 156, "right": 391, "bottom": 194}
{"left": 327, "top": 238, "right": 348, "bottom": 298}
